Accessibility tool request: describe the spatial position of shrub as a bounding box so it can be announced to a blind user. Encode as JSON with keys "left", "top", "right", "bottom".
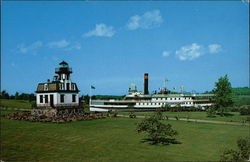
{"left": 239, "top": 105, "right": 250, "bottom": 115}
{"left": 220, "top": 149, "right": 242, "bottom": 162}
{"left": 206, "top": 106, "right": 216, "bottom": 117}
{"left": 129, "top": 112, "right": 136, "bottom": 118}
{"left": 237, "top": 138, "right": 250, "bottom": 159}
{"left": 220, "top": 137, "right": 250, "bottom": 162}
{"left": 31, "top": 101, "right": 37, "bottom": 108}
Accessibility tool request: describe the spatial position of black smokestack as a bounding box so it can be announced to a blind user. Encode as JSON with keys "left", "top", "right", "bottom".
{"left": 144, "top": 73, "right": 149, "bottom": 95}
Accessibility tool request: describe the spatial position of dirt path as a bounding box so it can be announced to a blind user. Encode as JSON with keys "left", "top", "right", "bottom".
{"left": 117, "top": 114, "right": 249, "bottom": 126}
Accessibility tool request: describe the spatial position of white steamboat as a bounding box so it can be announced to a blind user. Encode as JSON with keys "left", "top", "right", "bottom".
{"left": 90, "top": 73, "right": 214, "bottom": 112}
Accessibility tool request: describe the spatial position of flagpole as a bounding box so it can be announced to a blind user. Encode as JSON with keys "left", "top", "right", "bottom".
{"left": 89, "top": 86, "right": 92, "bottom": 107}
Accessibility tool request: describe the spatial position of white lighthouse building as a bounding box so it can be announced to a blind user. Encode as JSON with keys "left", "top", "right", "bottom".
{"left": 35, "top": 61, "right": 80, "bottom": 110}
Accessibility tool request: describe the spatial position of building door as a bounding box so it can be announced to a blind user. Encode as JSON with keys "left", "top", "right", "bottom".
{"left": 66, "top": 83, "right": 70, "bottom": 90}
{"left": 50, "top": 95, "right": 54, "bottom": 107}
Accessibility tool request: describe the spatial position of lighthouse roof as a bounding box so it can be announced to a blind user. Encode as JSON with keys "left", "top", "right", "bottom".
{"left": 59, "top": 61, "right": 68, "bottom": 66}
{"left": 36, "top": 82, "right": 79, "bottom": 93}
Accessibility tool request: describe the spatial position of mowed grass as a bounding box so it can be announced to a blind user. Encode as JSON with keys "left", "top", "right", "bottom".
{"left": 1, "top": 110, "right": 248, "bottom": 161}
{"left": 0, "top": 99, "right": 32, "bottom": 109}
{"left": 117, "top": 111, "right": 248, "bottom": 123}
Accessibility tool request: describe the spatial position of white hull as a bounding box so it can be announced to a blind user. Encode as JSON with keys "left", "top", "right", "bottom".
{"left": 90, "top": 94, "right": 214, "bottom": 112}
{"left": 90, "top": 107, "right": 110, "bottom": 112}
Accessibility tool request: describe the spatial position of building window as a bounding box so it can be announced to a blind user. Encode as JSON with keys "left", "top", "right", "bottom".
{"left": 72, "top": 94, "right": 76, "bottom": 102}
{"left": 60, "top": 94, "right": 64, "bottom": 103}
{"left": 60, "top": 83, "right": 64, "bottom": 90}
{"left": 40, "top": 95, "right": 43, "bottom": 103}
{"left": 71, "top": 84, "right": 75, "bottom": 90}
{"left": 44, "top": 84, "right": 48, "bottom": 91}
{"left": 67, "top": 83, "right": 70, "bottom": 90}
{"left": 45, "top": 95, "right": 48, "bottom": 103}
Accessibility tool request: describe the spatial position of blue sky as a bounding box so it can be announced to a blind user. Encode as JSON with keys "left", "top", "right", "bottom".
{"left": 2, "top": 1, "right": 249, "bottom": 95}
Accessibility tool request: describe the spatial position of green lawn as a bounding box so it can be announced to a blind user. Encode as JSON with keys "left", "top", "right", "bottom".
{"left": 0, "top": 99, "right": 32, "bottom": 109}
{"left": 1, "top": 110, "right": 248, "bottom": 161}
{"left": 117, "top": 111, "right": 248, "bottom": 123}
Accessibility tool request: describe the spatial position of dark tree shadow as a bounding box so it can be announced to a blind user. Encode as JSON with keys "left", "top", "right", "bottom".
{"left": 216, "top": 112, "right": 234, "bottom": 117}
{"left": 141, "top": 138, "right": 182, "bottom": 145}
{"left": 206, "top": 115, "right": 216, "bottom": 118}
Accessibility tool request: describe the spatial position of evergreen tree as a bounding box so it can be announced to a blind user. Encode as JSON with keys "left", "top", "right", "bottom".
{"left": 213, "top": 75, "right": 233, "bottom": 116}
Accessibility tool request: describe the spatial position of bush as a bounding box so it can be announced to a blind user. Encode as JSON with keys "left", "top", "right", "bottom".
{"left": 239, "top": 105, "right": 250, "bottom": 115}
{"left": 220, "top": 137, "right": 250, "bottom": 162}
{"left": 230, "top": 106, "right": 240, "bottom": 112}
{"left": 206, "top": 106, "right": 216, "bottom": 117}
{"left": 237, "top": 138, "right": 250, "bottom": 159}
{"left": 31, "top": 101, "right": 37, "bottom": 108}
{"left": 220, "top": 149, "right": 242, "bottom": 162}
{"left": 107, "top": 111, "right": 117, "bottom": 117}
{"left": 129, "top": 112, "right": 136, "bottom": 118}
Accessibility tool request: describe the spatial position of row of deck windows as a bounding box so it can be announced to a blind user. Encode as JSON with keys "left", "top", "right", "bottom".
{"left": 137, "top": 102, "right": 193, "bottom": 106}
{"left": 154, "top": 97, "right": 191, "bottom": 101}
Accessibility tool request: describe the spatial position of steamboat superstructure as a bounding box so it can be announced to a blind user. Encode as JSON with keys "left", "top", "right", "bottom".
{"left": 90, "top": 73, "right": 214, "bottom": 112}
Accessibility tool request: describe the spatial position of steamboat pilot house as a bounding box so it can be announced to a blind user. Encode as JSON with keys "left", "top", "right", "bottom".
{"left": 36, "top": 61, "right": 80, "bottom": 109}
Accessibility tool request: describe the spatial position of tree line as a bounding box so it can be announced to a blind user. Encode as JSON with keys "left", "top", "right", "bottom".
{"left": 0, "top": 90, "right": 36, "bottom": 102}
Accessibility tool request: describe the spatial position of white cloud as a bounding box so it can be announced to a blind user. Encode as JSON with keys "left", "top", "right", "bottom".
{"left": 48, "top": 40, "right": 70, "bottom": 48}
{"left": 65, "top": 42, "right": 82, "bottom": 51}
{"left": 127, "top": 15, "right": 141, "bottom": 30}
{"left": 162, "top": 50, "right": 170, "bottom": 57}
{"left": 48, "top": 40, "right": 82, "bottom": 51}
{"left": 83, "top": 24, "right": 115, "bottom": 37}
{"left": 127, "top": 10, "right": 163, "bottom": 30}
{"left": 208, "top": 44, "right": 222, "bottom": 54}
{"left": 17, "top": 41, "right": 43, "bottom": 54}
{"left": 175, "top": 43, "right": 204, "bottom": 61}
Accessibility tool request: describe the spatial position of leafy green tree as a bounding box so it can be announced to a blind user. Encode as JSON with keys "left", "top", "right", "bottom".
{"left": 153, "top": 104, "right": 170, "bottom": 120}
{"left": 137, "top": 115, "right": 178, "bottom": 144}
{"left": 213, "top": 75, "right": 233, "bottom": 116}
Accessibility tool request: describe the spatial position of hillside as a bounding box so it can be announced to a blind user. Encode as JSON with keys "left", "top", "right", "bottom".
{"left": 232, "top": 87, "right": 249, "bottom": 95}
